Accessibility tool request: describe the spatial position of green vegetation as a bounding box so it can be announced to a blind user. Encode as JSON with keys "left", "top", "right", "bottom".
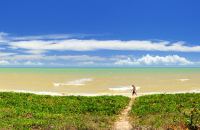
{"left": 131, "top": 93, "right": 200, "bottom": 129}
{"left": 0, "top": 92, "right": 130, "bottom": 130}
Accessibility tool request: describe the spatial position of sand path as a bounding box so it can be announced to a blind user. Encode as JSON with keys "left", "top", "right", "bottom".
{"left": 113, "top": 97, "right": 134, "bottom": 130}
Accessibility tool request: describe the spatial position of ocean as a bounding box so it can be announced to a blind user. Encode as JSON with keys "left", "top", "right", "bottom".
{"left": 0, "top": 68, "right": 200, "bottom": 96}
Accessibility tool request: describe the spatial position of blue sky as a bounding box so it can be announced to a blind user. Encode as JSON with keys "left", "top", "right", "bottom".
{"left": 0, "top": 0, "right": 200, "bottom": 67}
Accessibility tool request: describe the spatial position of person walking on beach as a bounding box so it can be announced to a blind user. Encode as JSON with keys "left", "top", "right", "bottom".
{"left": 132, "top": 84, "right": 137, "bottom": 96}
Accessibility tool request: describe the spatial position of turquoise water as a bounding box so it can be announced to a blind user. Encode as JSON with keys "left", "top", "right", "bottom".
{"left": 0, "top": 67, "right": 200, "bottom": 73}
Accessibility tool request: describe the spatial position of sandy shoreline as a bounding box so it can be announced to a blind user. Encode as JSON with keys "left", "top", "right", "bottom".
{"left": 0, "top": 89, "right": 200, "bottom": 97}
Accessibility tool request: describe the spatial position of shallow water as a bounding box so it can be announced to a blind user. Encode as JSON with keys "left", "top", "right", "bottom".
{"left": 0, "top": 68, "right": 200, "bottom": 96}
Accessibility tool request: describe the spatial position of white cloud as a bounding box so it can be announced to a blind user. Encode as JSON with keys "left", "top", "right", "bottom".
{"left": 42, "top": 55, "right": 105, "bottom": 61}
{"left": 0, "top": 52, "right": 15, "bottom": 57}
{"left": 25, "top": 50, "right": 47, "bottom": 54}
{"left": 10, "top": 34, "right": 75, "bottom": 40}
{"left": 0, "top": 54, "right": 197, "bottom": 66}
{"left": 138, "top": 54, "right": 193, "bottom": 65}
{"left": 23, "top": 61, "right": 43, "bottom": 66}
{"left": 1, "top": 54, "right": 105, "bottom": 62}
{"left": 0, "top": 54, "right": 106, "bottom": 66}
{"left": 8, "top": 39, "right": 200, "bottom": 52}
{"left": 0, "top": 32, "right": 8, "bottom": 43}
{"left": 114, "top": 57, "right": 138, "bottom": 65}
{"left": 0, "top": 60, "right": 10, "bottom": 65}
{"left": 1, "top": 54, "right": 44, "bottom": 61}
{"left": 0, "top": 60, "right": 43, "bottom": 66}
{"left": 114, "top": 54, "right": 193, "bottom": 66}
{"left": 78, "top": 61, "right": 95, "bottom": 65}
{"left": 0, "top": 32, "right": 199, "bottom": 52}
{"left": 0, "top": 32, "right": 199, "bottom": 67}
{"left": 1, "top": 33, "right": 88, "bottom": 41}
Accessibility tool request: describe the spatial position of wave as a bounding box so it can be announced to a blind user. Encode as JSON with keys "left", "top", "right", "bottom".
{"left": 0, "top": 89, "right": 127, "bottom": 96}
{"left": 139, "top": 89, "right": 200, "bottom": 96}
{"left": 109, "top": 86, "right": 140, "bottom": 91}
{"left": 177, "top": 78, "right": 190, "bottom": 82}
{"left": 0, "top": 89, "right": 200, "bottom": 97}
{"left": 53, "top": 78, "right": 93, "bottom": 87}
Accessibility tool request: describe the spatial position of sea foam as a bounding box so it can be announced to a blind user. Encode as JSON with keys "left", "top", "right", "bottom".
{"left": 139, "top": 89, "right": 200, "bottom": 96}
{"left": 0, "top": 89, "right": 200, "bottom": 97}
{"left": 178, "top": 78, "right": 190, "bottom": 82}
{"left": 0, "top": 89, "right": 64, "bottom": 96}
{"left": 53, "top": 78, "right": 93, "bottom": 87}
{"left": 109, "top": 86, "right": 140, "bottom": 91}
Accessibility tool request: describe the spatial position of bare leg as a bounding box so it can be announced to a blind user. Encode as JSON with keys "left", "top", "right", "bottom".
{"left": 132, "top": 91, "right": 135, "bottom": 96}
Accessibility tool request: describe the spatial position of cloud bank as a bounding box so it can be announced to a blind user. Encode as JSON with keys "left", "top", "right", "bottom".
{"left": 9, "top": 39, "right": 200, "bottom": 52}
{"left": 0, "top": 32, "right": 200, "bottom": 53}
{"left": 114, "top": 55, "right": 193, "bottom": 66}
{"left": 0, "top": 32, "right": 199, "bottom": 67}
{"left": 0, "top": 54, "right": 196, "bottom": 66}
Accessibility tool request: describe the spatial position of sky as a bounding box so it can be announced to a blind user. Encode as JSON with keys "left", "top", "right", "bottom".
{"left": 0, "top": 0, "right": 200, "bottom": 67}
